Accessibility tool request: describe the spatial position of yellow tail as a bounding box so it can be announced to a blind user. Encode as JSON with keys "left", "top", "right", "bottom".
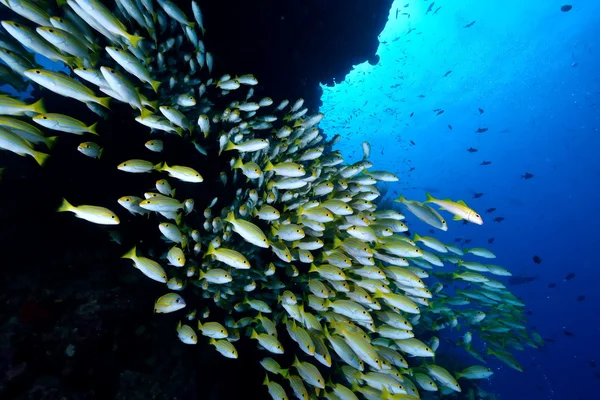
{"left": 127, "top": 33, "right": 145, "bottom": 49}
{"left": 57, "top": 198, "right": 73, "bottom": 212}
{"left": 33, "top": 150, "right": 50, "bottom": 166}
{"left": 30, "top": 98, "right": 45, "bottom": 114}
{"left": 121, "top": 246, "right": 137, "bottom": 259}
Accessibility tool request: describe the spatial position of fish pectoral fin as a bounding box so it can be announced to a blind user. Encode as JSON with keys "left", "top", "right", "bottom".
{"left": 453, "top": 215, "right": 463, "bottom": 221}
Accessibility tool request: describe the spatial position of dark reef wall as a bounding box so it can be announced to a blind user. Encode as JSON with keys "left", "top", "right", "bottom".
{"left": 0, "top": 1, "right": 393, "bottom": 398}
{"left": 201, "top": 0, "right": 393, "bottom": 110}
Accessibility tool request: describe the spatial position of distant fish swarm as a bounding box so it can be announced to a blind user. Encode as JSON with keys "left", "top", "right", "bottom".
{"left": 0, "top": 1, "right": 542, "bottom": 399}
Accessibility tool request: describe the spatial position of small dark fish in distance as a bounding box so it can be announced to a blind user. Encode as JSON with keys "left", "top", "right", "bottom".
{"left": 564, "top": 330, "right": 574, "bottom": 337}
{"left": 436, "top": 110, "right": 444, "bottom": 116}
{"left": 464, "top": 239, "right": 471, "bottom": 244}
{"left": 417, "top": 94, "right": 425, "bottom": 98}
{"left": 480, "top": 161, "right": 492, "bottom": 165}
{"left": 464, "top": 21, "right": 476, "bottom": 28}
{"left": 486, "top": 208, "right": 496, "bottom": 213}
{"left": 478, "top": 108, "right": 484, "bottom": 114}
{"left": 410, "top": 112, "right": 414, "bottom": 117}
{"left": 561, "top": 5, "right": 572, "bottom": 12}
{"left": 467, "top": 147, "right": 478, "bottom": 153}
{"left": 564, "top": 272, "right": 576, "bottom": 281}
{"left": 590, "top": 360, "right": 597, "bottom": 368}
{"left": 473, "top": 193, "right": 484, "bottom": 198}
{"left": 448, "top": 124, "right": 452, "bottom": 130}
{"left": 443, "top": 70, "right": 452, "bottom": 77}
{"left": 476, "top": 127, "right": 488, "bottom": 133}
{"left": 509, "top": 275, "right": 537, "bottom": 285}
{"left": 548, "top": 283, "right": 556, "bottom": 288}
{"left": 533, "top": 255, "right": 542, "bottom": 264}
{"left": 493, "top": 217, "right": 504, "bottom": 223}
{"left": 426, "top": 2, "right": 435, "bottom": 13}
{"left": 454, "top": 238, "right": 462, "bottom": 243}
{"left": 488, "top": 237, "right": 495, "bottom": 244}
{"left": 577, "top": 295, "right": 585, "bottom": 302}
{"left": 522, "top": 172, "right": 534, "bottom": 179}
{"left": 410, "top": 140, "right": 415, "bottom": 146}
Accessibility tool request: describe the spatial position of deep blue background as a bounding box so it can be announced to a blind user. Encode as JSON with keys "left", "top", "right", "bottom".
{"left": 320, "top": 1, "right": 600, "bottom": 399}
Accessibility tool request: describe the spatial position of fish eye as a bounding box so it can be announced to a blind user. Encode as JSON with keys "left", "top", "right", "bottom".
{"left": 111, "top": 216, "right": 115, "bottom": 218}
{"left": 35, "top": 70, "right": 40, "bottom": 74}
{"left": 48, "top": 29, "right": 54, "bottom": 33}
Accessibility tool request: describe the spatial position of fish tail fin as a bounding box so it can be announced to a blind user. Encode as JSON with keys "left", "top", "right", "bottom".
{"left": 232, "top": 157, "right": 244, "bottom": 169}
{"left": 224, "top": 139, "right": 236, "bottom": 151}
{"left": 425, "top": 192, "right": 434, "bottom": 202}
{"left": 150, "top": 79, "right": 161, "bottom": 93}
{"left": 33, "top": 150, "right": 50, "bottom": 166}
{"left": 264, "top": 160, "right": 274, "bottom": 171}
{"left": 153, "top": 162, "right": 165, "bottom": 171}
{"left": 98, "top": 147, "right": 103, "bottom": 159}
{"left": 127, "top": 33, "right": 145, "bottom": 48}
{"left": 88, "top": 122, "right": 99, "bottom": 135}
{"left": 332, "top": 235, "right": 342, "bottom": 249}
{"left": 395, "top": 194, "right": 406, "bottom": 203}
{"left": 224, "top": 210, "right": 235, "bottom": 223}
{"left": 31, "top": 98, "right": 45, "bottom": 114}
{"left": 45, "top": 136, "right": 59, "bottom": 150}
{"left": 140, "top": 108, "right": 153, "bottom": 119}
{"left": 98, "top": 97, "right": 111, "bottom": 110}
{"left": 57, "top": 198, "right": 73, "bottom": 213}
{"left": 121, "top": 246, "right": 137, "bottom": 259}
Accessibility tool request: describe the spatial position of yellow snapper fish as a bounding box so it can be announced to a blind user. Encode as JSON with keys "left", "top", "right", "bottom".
{"left": 0, "top": 126, "right": 49, "bottom": 166}
{"left": 224, "top": 211, "right": 270, "bottom": 248}
{"left": 176, "top": 321, "right": 197, "bottom": 344}
{"left": 71, "top": 0, "right": 145, "bottom": 48}
{"left": 1, "top": 21, "right": 76, "bottom": 66}
{"left": 24, "top": 69, "right": 110, "bottom": 108}
{"left": 57, "top": 198, "right": 119, "bottom": 225}
{"left": 77, "top": 141, "right": 102, "bottom": 158}
{"left": 425, "top": 193, "right": 483, "bottom": 225}
{"left": 154, "top": 293, "right": 186, "bottom": 314}
{"left": 33, "top": 113, "right": 98, "bottom": 135}
{"left": 0, "top": 95, "right": 45, "bottom": 116}
{"left": 395, "top": 195, "right": 448, "bottom": 231}
{"left": 122, "top": 246, "right": 168, "bottom": 283}
{"left": 154, "top": 162, "right": 204, "bottom": 183}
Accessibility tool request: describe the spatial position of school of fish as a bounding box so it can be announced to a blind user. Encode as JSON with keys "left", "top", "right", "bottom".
{"left": 0, "top": 1, "right": 543, "bottom": 399}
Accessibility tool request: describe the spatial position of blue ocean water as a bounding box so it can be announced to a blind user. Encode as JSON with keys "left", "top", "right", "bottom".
{"left": 320, "top": 1, "right": 600, "bottom": 399}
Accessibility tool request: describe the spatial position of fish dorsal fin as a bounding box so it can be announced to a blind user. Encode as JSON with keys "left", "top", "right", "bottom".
{"left": 457, "top": 200, "right": 467, "bottom": 206}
